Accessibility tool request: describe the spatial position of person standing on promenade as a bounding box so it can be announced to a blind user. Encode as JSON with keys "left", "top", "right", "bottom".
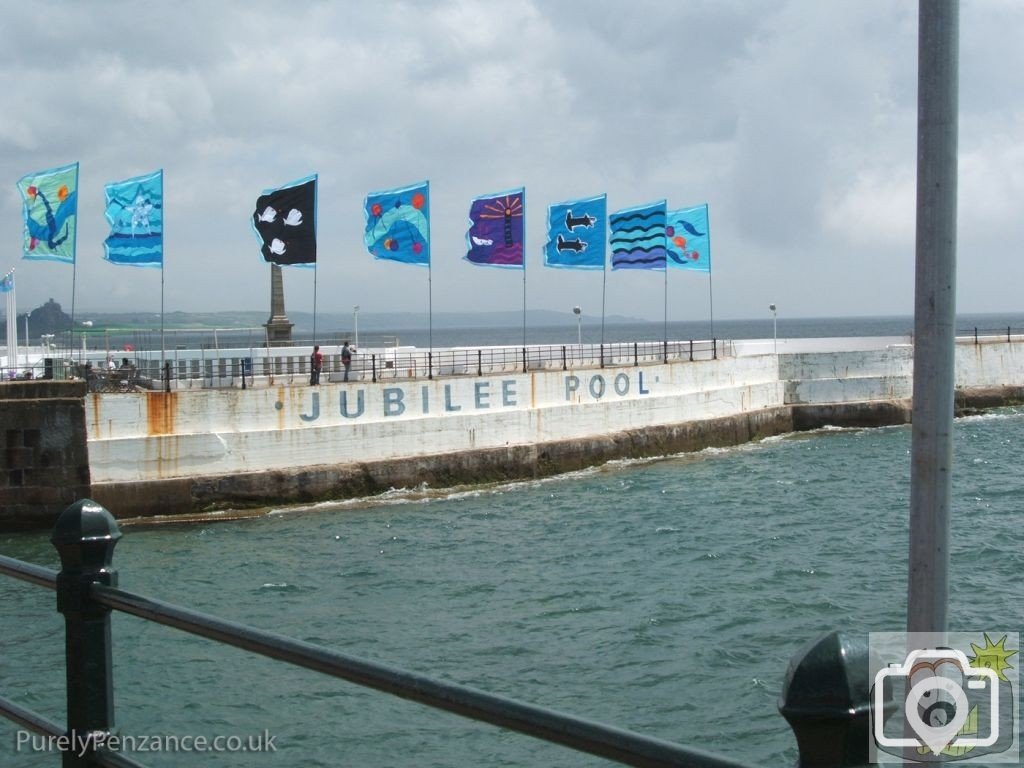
{"left": 341, "top": 340, "right": 354, "bottom": 381}
{"left": 310, "top": 345, "right": 323, "bottom": 385}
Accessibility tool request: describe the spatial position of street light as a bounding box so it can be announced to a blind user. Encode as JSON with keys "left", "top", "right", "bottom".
{"left": 573, "top": 306, "right": 582, "bottom": 347}
{"left": 353, "top": 305, "right": 360, "bottom": 348}
{"left": 769, "top": 303, "right": 777, "bottom": 354}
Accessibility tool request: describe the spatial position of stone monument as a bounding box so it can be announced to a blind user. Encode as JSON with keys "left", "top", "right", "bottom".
{"left": 263, "top": 264, "right": 294, "bottom": 346}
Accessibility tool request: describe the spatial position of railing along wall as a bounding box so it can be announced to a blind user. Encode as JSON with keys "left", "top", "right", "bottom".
{"left": 3, "top": 339, "right": 727, "bottom": 391}
{"left": 7, "top": 327, "right": 1022, "bottom": 388}
{"left": 0, "top": 500, "right": 880, "bottom": 767}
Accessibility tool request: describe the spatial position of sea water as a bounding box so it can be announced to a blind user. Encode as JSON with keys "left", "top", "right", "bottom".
{"left": 2, "top": 407, "right": 1022, "bottom": 767}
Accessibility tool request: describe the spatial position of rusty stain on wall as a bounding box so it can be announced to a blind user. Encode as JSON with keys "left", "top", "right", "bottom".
{"left": 146, "top": 391, "right": 177, "bottom": 435}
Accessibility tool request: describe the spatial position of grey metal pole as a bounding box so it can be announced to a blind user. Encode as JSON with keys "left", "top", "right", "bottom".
{"left": 907, "top": 0, "right": 959, "bottom": 635}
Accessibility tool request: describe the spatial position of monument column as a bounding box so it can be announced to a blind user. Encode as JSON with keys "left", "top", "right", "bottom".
{"left": 263, "top": 264, "right": 294, "bottom": 346}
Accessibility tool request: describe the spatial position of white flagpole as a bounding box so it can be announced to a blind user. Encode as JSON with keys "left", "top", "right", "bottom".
{"left": 5, "top": 271, "right": 17, "bottom": 373}
{"left": 13, "top": 274, "right": 21, "bottom": 369}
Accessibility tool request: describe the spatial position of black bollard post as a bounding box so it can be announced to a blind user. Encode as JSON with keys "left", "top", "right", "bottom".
{"left": 779, "top": 630, "right": 886, "bottom": 768}
{"left": 51, "top": 500, "right": 122, "bottom": 767}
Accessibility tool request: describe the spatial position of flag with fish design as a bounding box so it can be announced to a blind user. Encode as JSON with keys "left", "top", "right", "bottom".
{"left": 251, "top": 175, "right": 317, "bottom": 266}
{"left": 609, "top": 200, "right": 666, "bottom": 270}
{"left": 666, "top": 203, "right": 710, "bottom": 273}
{"left": 465, "top": 188, "right": 525, "bottom": 268}
{"left": 103, "top": 169, "right": 164, "bottom": 267}
{"left": 364, "top": 181, "right": 430, "bottom": 266}
{"left": 544, "top": 194, "right": 606, "bottom": 269}
{"left": 17, "top": 162, "right": 79, "bottom": 264}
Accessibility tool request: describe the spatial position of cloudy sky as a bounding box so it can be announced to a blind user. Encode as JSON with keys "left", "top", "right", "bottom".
{"left": 1, "top": 0, "right": 1021, "bottom": 323}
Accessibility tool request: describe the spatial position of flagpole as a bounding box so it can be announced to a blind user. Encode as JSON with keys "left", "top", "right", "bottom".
{"left": 522, "top": 189, "right": 528, "bottom": 349}
{"left": 160, "top": 169, "right": 166, "bottom": 372}
{"left": 312, "top": 173, "right": 319, "bottom": 346}
{"left": 708, "top": 272, "right": 715, "bottom": 340}
{"left": 11, "top": 272, "right": 20, "bottom": 370}
{"left": 428, "top": 180, "right": 433, "bottom": 356}
{"left": 600, "top": 250, "right": 607, "bottom": 352}
{"left": 705, "top": 204, "right": 714, "bottom": 339}
{"left": 70, "top": 163, "right": 80, "bottom": 362}
{"left": 663, "top": 265, "right": 669, "bottom": 355}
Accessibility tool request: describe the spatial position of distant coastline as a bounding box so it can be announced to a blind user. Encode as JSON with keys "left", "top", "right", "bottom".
{"left": 21, "top": 308, "right": 1024, "bottom": 336}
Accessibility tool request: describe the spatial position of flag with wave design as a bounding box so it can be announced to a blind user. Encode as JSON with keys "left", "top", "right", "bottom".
{"left": 465, "top": 188, "right": 525, "bottom": 269}
{"left": 104, "top": 170, "right": 164, "bottom": 267}
{"left": 364, "top": 181, "right": 430, "bottom": 266}
{"left": 18, "top": 162, "right": 79, "bottom": 264}
{"left": 544, "top": 194, "right": 606, "bottom": 269}
{"left": 610, "top": 200, "right": 666, "bottom": 270}
{"left": 666, "top": 203, "right": 710, "bottom": 273}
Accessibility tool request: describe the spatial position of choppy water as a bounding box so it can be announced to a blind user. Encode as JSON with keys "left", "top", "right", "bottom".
{"left": 2, "top": 408, "right": 1023, "bottom": 766}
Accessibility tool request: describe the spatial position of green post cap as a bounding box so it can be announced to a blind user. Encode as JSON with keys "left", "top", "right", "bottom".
{"left": 51, "top": 499, "right": 122, "bottom": 571}
{"left": 778, "top": 630, "right": 884, "bottom": 768}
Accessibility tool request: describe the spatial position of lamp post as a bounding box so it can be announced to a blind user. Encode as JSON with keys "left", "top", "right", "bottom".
{"left": 769, "top": 303, "right": 777, "bottom": 354}
{"left": 573, "top": 306, "right": 582, "bottom": 347}
{"left": 353, "top": 305, "right": 360, "bottom": 348}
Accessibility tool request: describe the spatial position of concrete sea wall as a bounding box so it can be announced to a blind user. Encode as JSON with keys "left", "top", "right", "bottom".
{"left": 4, "top": 338, "right": 1023, "bottom": 528}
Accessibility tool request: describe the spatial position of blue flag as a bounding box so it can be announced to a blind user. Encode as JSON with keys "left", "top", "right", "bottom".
{"left": 0, "top": 271, "right": 12, "bottom": 293}
{"left": 609, "top": 200, "right": 667, "bottom": 270}
{"left": 465, "top": 188, "right": 525, "bottom": 269}
{"left": 667, "top": 204, "right": 710, "bottom": 273}
{"left": 364, "top": 181, "right": 430, "bottom": 266}
{"left": 103, "top": 170, "right": 164, "bottom": 268}
{"left": 544, "top": 194, "right": 606, "bottom": 269}
{"left": 17, "top": 162, "right": 79, "bottom": 264}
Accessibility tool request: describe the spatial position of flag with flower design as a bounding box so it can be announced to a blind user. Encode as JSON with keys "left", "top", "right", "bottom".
{"left": 363, "top": 181, "right": 430, "bottom": 266}
{"left": 18, "top": 162, "right": 79, "bottom": 264}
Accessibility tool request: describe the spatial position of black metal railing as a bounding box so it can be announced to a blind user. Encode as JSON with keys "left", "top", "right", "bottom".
{"left": 1, "top": 500, "right": 878, "bottom": 767}
{"left": 957, "top": 326, "right": 1023, "bottom": 345}
{"left": 3, "top": 339, "right": 726, "bottom": 391}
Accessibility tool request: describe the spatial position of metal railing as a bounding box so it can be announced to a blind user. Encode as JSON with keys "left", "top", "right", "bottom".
{"left": 1, "top": 339, "right": 726, "bottom": 391}
{"left": 0, "top": 500, "right": 877, "bottom": 767}
{"left": 958, "top": 326, "right": 1024, "bottom": 345}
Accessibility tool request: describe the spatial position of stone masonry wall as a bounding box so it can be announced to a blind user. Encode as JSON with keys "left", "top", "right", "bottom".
{"left": 0, "top": 381, "right": 91, "bottom": 530}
